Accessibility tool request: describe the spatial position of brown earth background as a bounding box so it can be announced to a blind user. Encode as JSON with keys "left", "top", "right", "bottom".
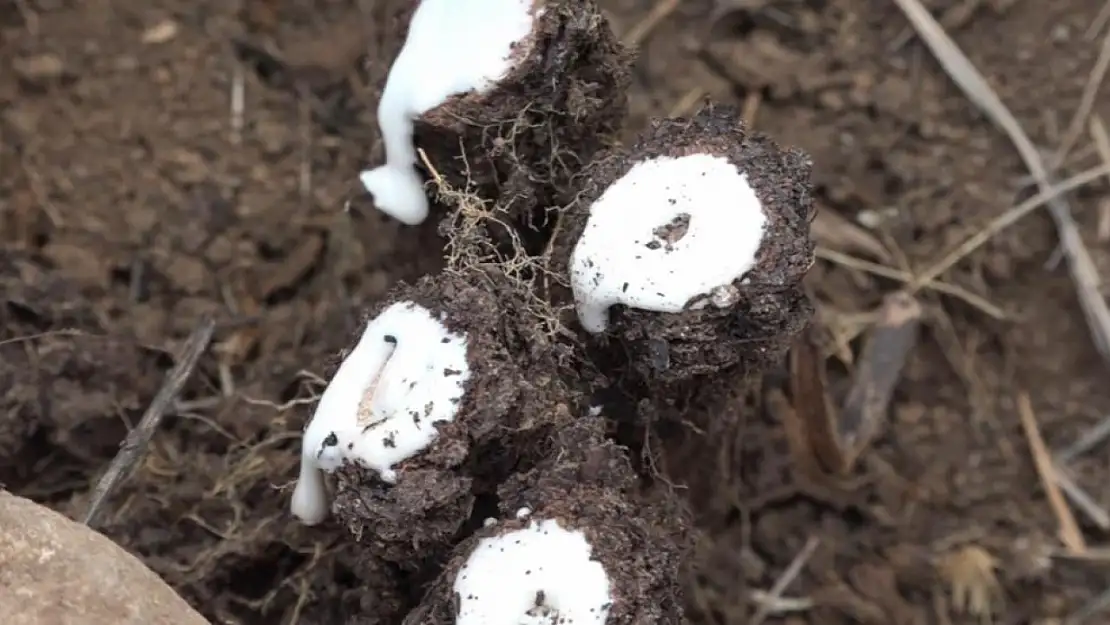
{"left": 5, "top": 0, "right": 1110, "bottom": 623}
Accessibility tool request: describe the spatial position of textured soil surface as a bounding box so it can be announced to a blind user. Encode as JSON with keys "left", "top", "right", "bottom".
{"left": 6, "top": 0, "right": 1110, "bottom": 624}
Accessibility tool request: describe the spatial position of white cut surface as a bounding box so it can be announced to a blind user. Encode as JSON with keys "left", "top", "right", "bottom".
{"left": 359, "top": 0, "right": 539, "bottom": 226}
{"left": 290, "top": 301, "right": 471, "bottom": 525}
{"left": 569, "top": 153, "right": 768, "bottom": 333}
{"left": 454, "top": 518, "right": 612, "bottom": 625}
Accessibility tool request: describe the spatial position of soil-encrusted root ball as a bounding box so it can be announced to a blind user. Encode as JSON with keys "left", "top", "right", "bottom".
{"left": 401, "top": 415, "right": 691, "bottom": 625}
{"left": 359, "top": 0, "right": 632, "bottom": 232}
{"left": 551, "top": 104, "right": 816, "bottom": 386}
{"left": 290, "top": 268, "right": 578, "bottom": 569}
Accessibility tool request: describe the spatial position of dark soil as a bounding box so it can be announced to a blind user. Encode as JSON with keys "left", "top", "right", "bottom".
{"left": 6, "top": 1, "right": 1110, "bottom": 624}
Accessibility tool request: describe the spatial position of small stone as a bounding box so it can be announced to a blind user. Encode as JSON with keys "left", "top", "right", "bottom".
{"left": 14, "top": 54, "right": 65, "bottom": 82}
{"left": 141, "top": 20, "right": 179, "bottom": 45}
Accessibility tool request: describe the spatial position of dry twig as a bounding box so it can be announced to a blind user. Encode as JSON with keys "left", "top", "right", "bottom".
{"left": 668, "top": 87, "right": 708, "bottom": 118}
{"left": 1086, "top": 117, "right": 1110, "bottom": 240}
{"left": 83, "top": 316, "right": 217, "bottom": 527}
{"left": 838, "top": 291, "right": 922, "bottom": 469}
{"left": 748, "top": 590, "right": 813, "bottom": 614}
{"left": 623, "top": 0, "right": 680, "bottom": 46}
{"left": 1087, "top": 0, "right": 1110, "bottom": 40}
{"left": 1053, "top": 24, "right": 1110, "bottom": 166}
{"left": 1053, "top": 464, "right": 1110, "bottom": 530}
{"left": 750, "top": 536, "right": 820, "bottom": 625}
{"left": 892, "top": 0, "right": 1110, "bottom": 366}
{"left": 1056, "top": 412, "right": 1110, "bottom": 463}
{"left": 818, "top": 247, "right": 1005, "bottom": 319}
{"left": 230, "top": 61, "right": 245, "bottom": 145}
{"left": 812, "top": 208, "right": 891, "bottom": 262}
{"left": 910, "top": 163, "right": 1110, "bottom": 294}
{"left": 1018, "top": 393, "right": 1086, "bottom": 554}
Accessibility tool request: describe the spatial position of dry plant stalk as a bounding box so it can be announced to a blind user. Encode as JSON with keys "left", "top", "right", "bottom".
{"left": 767, "top": 382, "right": 828, "bottom": 483}
{"left": 838, "top": 291, "right": 922, "bottom": 470}
{"left": 1018, "top": 392, "right": 1087, "bottom": 554}
{"left": 84, "top": 316, "right": 216, "bottom": 528}
{"left": 749, "top": 536, "right": 821, "bottom": 625}
{"left": 787, "top": 322, "right": 842, "bottom": 474}
{"left": 786, "top": 292, "right": 920, "bottom": 475}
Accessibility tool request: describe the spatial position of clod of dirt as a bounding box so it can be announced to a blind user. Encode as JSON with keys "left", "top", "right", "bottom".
{"left": 295, "top": 268, "right": 579, "bottom": 569}
{"left": 552, "top": 104, "right": 816, "bottom": 386}
{"left": 0, "top": 320, "right": 164, "bottom": 474}
{"left": 0, "top": 345, "right": 38, "bottom": 460}
{"left": 402, "top": 415, "right": 690, "bottom": 625}
{"left": 360, "top": 0, "right": 632, "bottom": 230}
{"left": 0, "top": 490, "right": 211, "bottom": 625}
{"left": 13, "top": 54, "right": 75, "bottom": 91}
{"left": 300, "top": 549, "right": 410, "bottom": 625}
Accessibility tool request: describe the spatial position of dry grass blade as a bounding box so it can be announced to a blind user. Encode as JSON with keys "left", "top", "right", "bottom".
{"left": 911, "top": 163, "right": 1110, "bottom": 288}
{"left": 1053, "top": 24, "right": 1110, "bottom": 166}
{"left": 748, "top": 590, "right": 813, "bottom": 614}
{"left": 1088, "top": 0, "right": 1110, "bottom": 40}
{"left": 1056, "top": 412, "right": 1110, "bottom": 463}
{"left": 818, "top": 247, "right": 1006, "bottom": 320}
{"left": 1018, "top": 393, "right": 1087, "bottom": 554}
{"left": 892, "top": 0, "right": 1110, "bottom": 367}
{"left": 1087, "top": 117, "right": 1110, "bottom": 240}
{"left": 812, "top": 208, "right": 892, "bottom": 262}
{"left": 84, "top": 316, "right": 217, "bottom": 528}
{"left": 1053, "top": 464, "right": 1110, "bottom": 530}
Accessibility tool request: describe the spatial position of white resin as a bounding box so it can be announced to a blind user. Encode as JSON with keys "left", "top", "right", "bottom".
{"left": 291, "top": 301, "right": 471, "bottom": 526}
{"left": 569, "top": 153, "right": 768, "bottom": 333}
{"left": 454, "top": 518, "right": 612, "bottom": 625}
{"left": 360, "top": 0, "right": 539, "bottom": 226}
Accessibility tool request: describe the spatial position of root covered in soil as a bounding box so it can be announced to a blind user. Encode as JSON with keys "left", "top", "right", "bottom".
{"left": 291, "top": 268, "right": 579, "bottom": 569}
{"left": 402, "top": 415, "right": 690, "bottom": 625}
{"left": 552, "top": 104, "right": 816, "bottom": 387}
{"left": 360, "top": 0, "right": 632, "bottom": 234}
{"left": 0, "top": 327, "right": 164, "bottom": 473}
